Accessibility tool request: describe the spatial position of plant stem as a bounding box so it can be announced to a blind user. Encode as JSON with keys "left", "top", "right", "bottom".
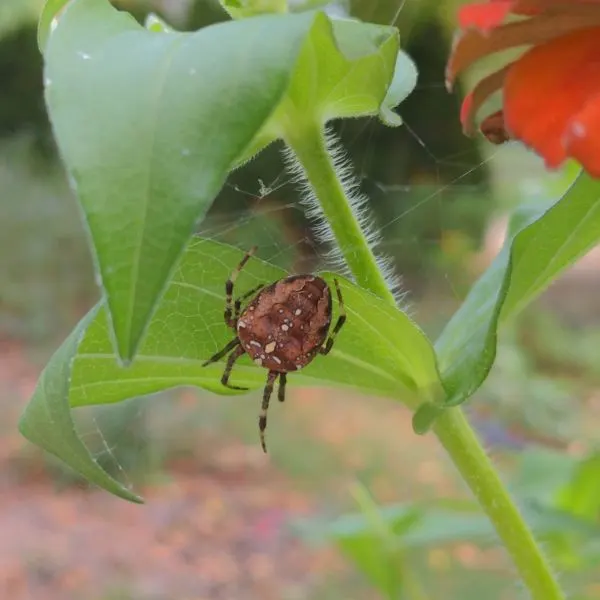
{"left": 286, "top": 122, "right": 565, "bottom": 600}
{"left": 433, "top": 408, "right": 564, "bottom": 600}
{"left": 283, "top": 123, "right": 397, "bottom": 305}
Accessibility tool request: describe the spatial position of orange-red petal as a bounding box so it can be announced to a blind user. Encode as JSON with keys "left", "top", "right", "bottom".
{"left": 504, "top": 26, "right": 600, "bottom": 170}
{"left": 458, "top": 0, "right": 600, "bottom": 32}
{"left": 446, "top": 11, "right": 600, "bottom": 88}
{"left": 460, "top": 64, "right": 511, "bottom": 135}
{"left": 458, "top": 2, "right": 514, "bottom": 30}
{"left": 564, "top": 95, "right": 600, "bottom": 177}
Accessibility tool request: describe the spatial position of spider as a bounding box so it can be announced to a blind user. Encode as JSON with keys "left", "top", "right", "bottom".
{"left": 202, "top": 246, "right": 346, "bottom": 452}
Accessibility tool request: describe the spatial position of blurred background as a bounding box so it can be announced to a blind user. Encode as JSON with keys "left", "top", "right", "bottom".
{"left": 1, "top": 0, "right": 600, "bottom": 599}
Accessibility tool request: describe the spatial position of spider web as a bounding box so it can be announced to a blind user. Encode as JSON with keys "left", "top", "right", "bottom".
{"left": 73, "top": 0, "right": 555, "bottom": 498}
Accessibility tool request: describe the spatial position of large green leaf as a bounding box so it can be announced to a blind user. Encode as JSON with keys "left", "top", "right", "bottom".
{"left": 42, "top": 0, "right": 414, "bottom": 363}
{"left": 435, "top": 172, "right": 600, "bottom": 407}
{"left": 19, "top": 238, "right": 440, "bottom": 501}
{"left": 44, "top": 0, "right": 313, "bottom": 362}
{"left": 18, "top": 307, "right": 143, "bottom": 504}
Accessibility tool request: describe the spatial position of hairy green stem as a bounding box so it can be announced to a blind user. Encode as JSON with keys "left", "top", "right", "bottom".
{"left": 284, "top": 123, "right": 396, "bottom": 305}
{"left": 287, "top": 123, "right": 564, "bottom": 600}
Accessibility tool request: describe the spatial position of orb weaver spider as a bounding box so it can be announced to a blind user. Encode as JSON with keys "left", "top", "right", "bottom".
{"left": 202, "top": 247, "right": 346, "bottom": 452}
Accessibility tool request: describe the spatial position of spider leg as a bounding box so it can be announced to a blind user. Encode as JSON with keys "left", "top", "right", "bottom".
{"left": 202, "top": 337, "right": 240, "bottom": 367}
{"left": 320, "top": 278, "right": 346, "bottom": 356}
{"left": 259, "top": 371, "right": 279, "bottom": 453}
{"left": 225, "top": 246, "right": 258, "bottom": 328}
{"left": 221, "top": 344, "right": 249, "bottom": 391}
{"left": 278, "top": 373, "right": 287, "bottom": 403}
{"left": 234, "top": 283, "right": 264, "bottom": 320}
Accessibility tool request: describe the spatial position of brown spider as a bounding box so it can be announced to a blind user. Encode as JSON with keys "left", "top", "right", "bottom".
{"left": 202, "top": 246, "right": 346, "bottom": 452}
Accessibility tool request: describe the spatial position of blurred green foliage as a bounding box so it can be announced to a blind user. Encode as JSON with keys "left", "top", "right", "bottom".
{"left": 0, "top": 138, "right": 94, "bottom": 341}
{"left": 295, "top": 446, "right": 600, "bottom": 600}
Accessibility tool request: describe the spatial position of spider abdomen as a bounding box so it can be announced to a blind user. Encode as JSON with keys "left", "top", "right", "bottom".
{"left": 237, "top": 275, "right": 332, "bottom": 373}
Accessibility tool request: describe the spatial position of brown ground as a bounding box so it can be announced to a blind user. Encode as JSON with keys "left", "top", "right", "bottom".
{"left": 0, "top": 462, "right": 330, "bottom": 600}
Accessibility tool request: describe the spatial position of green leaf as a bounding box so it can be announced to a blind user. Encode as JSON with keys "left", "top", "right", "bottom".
{"left": 43, "top": 0, "right": 316, "bottom": 363}
{"left": 18, "top": 308, "right": 143, "bottom": 504}
{"left": 233, "top": 13, "right": 414, "bottom": 164}
{"left": 19, "top": 239, "right": 440, "bottom": 500}
{"left": 325, "top": 502, "right": 496, "bottom": 549}
{"left": 411, "top": 401, "right": 444, "bottom": 435}
{"left": 38, "top": 0, "right": 69, "bottom": 50}
{"left": 556, "top": 451, "right": 600, "bottom": 522}
{"left": 319, "top": 499, "right": 600, "bottom": 551}
{"left": 379, "top": 49, "right": 417, "bottom": 127}
{"left": 332, "top": 483, "right": 418, "bottom": 599}
{"left": 511, "top": 447, "right": 577, "bottom": 505}
{"left": 435, "top": 172, "right": 600, "bottom": 406}
{"left": 220, "top": 0, "right": 288, "bottom": 19}
{"left": 44, "top": 0, "right": 412, "bottom": 363}
{"left": 280, "top": 16, "right": 402, "bottom": 129}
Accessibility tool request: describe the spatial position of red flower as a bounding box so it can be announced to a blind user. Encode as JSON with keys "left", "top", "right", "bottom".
{"left": 448, "top": 0, "right": 600, "bottom": 176}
